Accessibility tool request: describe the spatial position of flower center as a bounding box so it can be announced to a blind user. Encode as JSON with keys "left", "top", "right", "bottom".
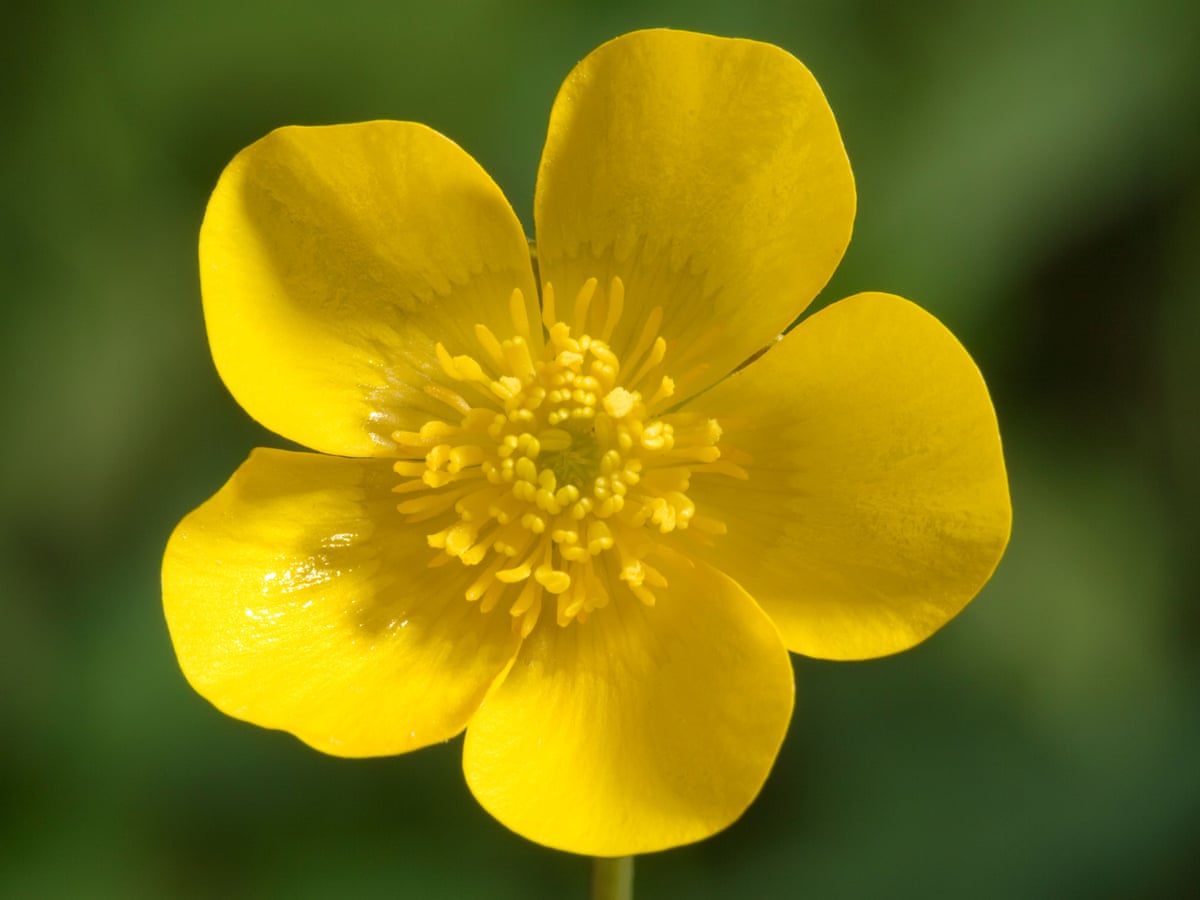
{"left": 391, "top": 277, "right": 743, "bottom": 637}
{"left": 537, "top": 426, "right": 600, "bottom": 490}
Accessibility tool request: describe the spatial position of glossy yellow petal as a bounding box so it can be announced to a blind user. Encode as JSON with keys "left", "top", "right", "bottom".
{"left": 684, "top": 293, "right": 1011, "bottom": 660}
{"left": 462, "top": 555, "right": 794, "bottom": 855}
{"left": 162, "top": 449, "right": 521, "bottom": 756}
{"left": 534, "top": 29, "right": 854, "bottom": 402}
{"left": 200, "top": 121, "right": 538, "bottom": 457}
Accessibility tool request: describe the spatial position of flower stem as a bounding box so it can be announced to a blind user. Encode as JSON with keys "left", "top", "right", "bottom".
{"left": 591, "top": 856, "right": 634, "bottom": 900}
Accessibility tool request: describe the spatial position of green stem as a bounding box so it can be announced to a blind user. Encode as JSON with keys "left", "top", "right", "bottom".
{"left": 591, "top": 856, "right": 634, "bottom": 900}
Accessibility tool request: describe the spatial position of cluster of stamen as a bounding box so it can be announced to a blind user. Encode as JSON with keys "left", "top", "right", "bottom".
{"left": 391, "top": 277, "right": 743, "bottom": 636}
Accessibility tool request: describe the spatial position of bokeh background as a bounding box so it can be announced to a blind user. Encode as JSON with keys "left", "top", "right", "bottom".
{"left": 3, "top": 0, "right": 1198, "bottom": 897}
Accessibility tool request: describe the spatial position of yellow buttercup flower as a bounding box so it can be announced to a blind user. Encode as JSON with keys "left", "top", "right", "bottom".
{"left": 163, "top": 29, "right": 1010, "bottom": 856}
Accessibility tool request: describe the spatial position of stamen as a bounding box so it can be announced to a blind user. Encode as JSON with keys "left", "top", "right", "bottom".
{"left": 648, "top": 376, "right": 674, "bottom": 409}
{"left": 621, "top": 306, "right": 661, "bottom": 374}
{"left": 393, "top": 277, "right": 735, "bottom": 637}
{"left": 627, "top": 336, "right": 667, "bottom": 390}
{"left": 508, "top": 288, "right": 531, "bottom": 341}
{"left": 601, "top": 277, "right": 625, "bottom": 342}
{"left": 502, "top": 337, "right": 535, "bottom": 380}
{"left": 472, "top": 323, "right": 507, "bottom": 373}
{"left": 424, "top": 383, "right": 472, "bottom": 416}
{"left": 573, "top": 278, "right": 598, "bottom": 337}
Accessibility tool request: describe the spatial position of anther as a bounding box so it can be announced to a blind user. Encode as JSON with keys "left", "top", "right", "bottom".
{"left": 392, "top": 276, "right": 734, "bottom": 636}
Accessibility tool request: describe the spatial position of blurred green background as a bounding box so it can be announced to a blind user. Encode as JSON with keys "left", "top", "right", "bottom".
{"left": 3, "top": 0, "right": 1198, "bottom": 897}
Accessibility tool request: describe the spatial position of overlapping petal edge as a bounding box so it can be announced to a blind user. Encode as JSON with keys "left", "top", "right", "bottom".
{"left": 163, "top": 28, "right": 1011, "bottom": 856}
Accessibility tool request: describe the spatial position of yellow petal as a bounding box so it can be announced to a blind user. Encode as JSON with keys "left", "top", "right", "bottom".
{"left": 685, "top": 293, "right": 1011, "bottom": 660}
{"left": 534, "top": 29, "right": 854, "bottom": 402}
{"left": 462, "top": 555, "right": 794, "bottom": 855}
{"left": 200, "top": 122, "right": 538, "bottom": 457}
{"left": 162, "top": 449, "right": 521, "bottom": 756}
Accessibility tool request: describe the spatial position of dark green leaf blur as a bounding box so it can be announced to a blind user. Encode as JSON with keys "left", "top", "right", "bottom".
{"left": 3, "top": 0, "right": 1197, "bottom": 897}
